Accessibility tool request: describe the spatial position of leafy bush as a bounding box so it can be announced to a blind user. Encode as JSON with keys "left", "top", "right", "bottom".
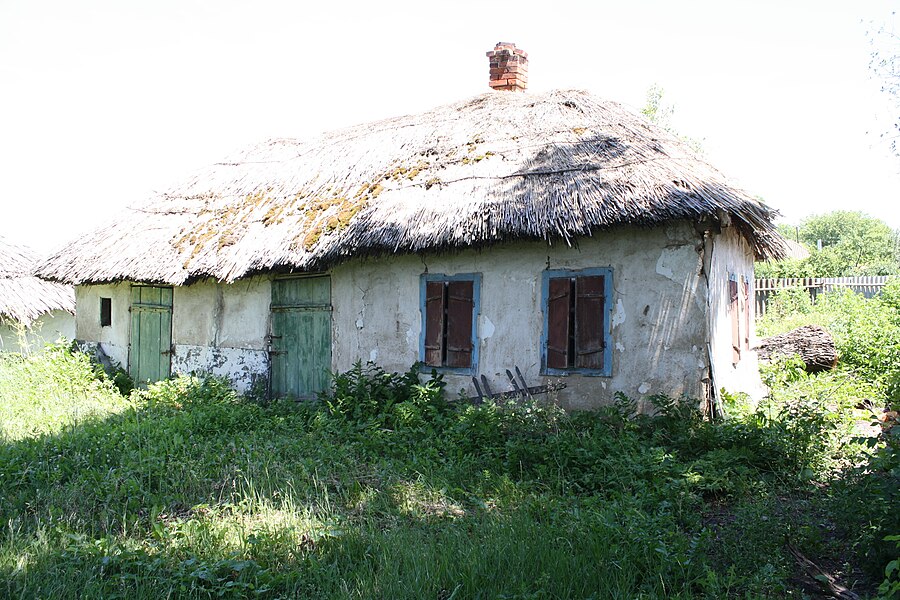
{"left": 759, "top": 278, "right": 900, "bottom": 402}
{"left": 0, "top": 346, "right": 887, "bottom": 597}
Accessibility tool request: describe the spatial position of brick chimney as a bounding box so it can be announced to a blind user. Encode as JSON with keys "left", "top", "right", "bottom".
{"left": 487, "top": 42, "right": 528, "bottom": 91}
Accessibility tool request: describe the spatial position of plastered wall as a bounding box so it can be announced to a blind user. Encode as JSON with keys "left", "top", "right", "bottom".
{"left": 75, "top": 283, "right": 131, "bottom": 367}
{"left": 706, "top": 225, "right": 765, "bottom": 403}
{"left": 0, "top": 310, "right": 75, "bottom": 353}
{"left": 72, "top": 221, "right": 763, "bottom": 409}
{"left": 332, "top": 222, "right": 715, "bottom": 411}
{"left": 75, "top": 278, "right": 270, "bottom": 392}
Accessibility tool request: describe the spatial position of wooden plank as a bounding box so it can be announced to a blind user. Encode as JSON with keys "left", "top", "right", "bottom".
{"left": 546, "top": 277, "right": 571, "bottom": 369}
{"left": 480, "top": 375, "right": 493, "bottom": 397}
{"left": 515, "top": 366, "right": 534, "bottom": 401}
{"left": 270, "top": 276, "right": 332, "bottom": 399}
{"left": 506, "top": 369, "right": 525, "bottom": 400}
{"left": 424, "top": 281, "right": 445, "bottom": 366}
{"left": 446, "top": 279, "right": 474, "bottom": 368}
{"left": 575, "top": 275, "right": 604, "bottom": 369}
{"left": 471, "top": 377, "right": 484, "bottom": 404}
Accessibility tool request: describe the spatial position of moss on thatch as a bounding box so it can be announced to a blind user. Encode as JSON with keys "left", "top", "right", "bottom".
{"left": 0, "top": 237, "right": 75, "bottom": 325}
{"left": 38, "top": 89, "right": 786, "bottom": 285}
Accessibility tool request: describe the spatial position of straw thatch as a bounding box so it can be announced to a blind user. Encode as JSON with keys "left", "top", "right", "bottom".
{"left": 39, "top": 89, "right": 786, "bottom": 285}
{"left": 0, "top": 237, "right": 75, "bottom": 325}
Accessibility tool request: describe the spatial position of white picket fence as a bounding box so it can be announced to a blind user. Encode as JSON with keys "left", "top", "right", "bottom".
{"left": 754, "top": 276, "right": 891, "bottom": 317}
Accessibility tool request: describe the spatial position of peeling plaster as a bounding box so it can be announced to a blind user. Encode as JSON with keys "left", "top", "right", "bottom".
{"left": 172, "top": 345, "right": 268, "bottom": 394}
{"left": 655, "top": 249, "right": 677, "bottom": 280}
{"left": 369, "top": 348, "right": 378, "bottom": 362}
{"left": 611, "top": 299, "right": 626, "bottom": 328}
{"left": 638, "top": 382, "right": 651, "bottom": 394}
{"left": 481, "top": 315, "right": 495, "bottom": 340}
{"left": 355, "top": 318, "right": 364, "bottom": 329}
{"left": 615, "top": 342, "right": 625, "bottom": 353}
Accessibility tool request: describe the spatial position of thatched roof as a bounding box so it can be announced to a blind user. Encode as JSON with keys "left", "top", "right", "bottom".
{"left": 781, "top": 238, "right": 811, "bottom": 260}
{"left": 0, "top": 237, "right": 75, "bottom": 325}
{"left": 39, "top": 89, "right": 786, "bottom": 285}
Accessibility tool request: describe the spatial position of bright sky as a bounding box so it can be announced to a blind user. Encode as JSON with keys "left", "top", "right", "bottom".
{"left": 2, "top": 0, "right": 898, "bottom": 254}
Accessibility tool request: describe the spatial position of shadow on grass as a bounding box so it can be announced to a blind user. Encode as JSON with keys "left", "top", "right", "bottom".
{"left": 0, "top": 376, "right": 733, "bottom": 598}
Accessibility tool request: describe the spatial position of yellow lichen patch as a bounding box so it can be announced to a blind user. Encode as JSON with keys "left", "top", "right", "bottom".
{"left": 262, "top": 204, "right": 284, "bottom": 227}
{"left": 406, "top": 159, "right": 430, "bottom": 180}
{"left": 425, "top": 177, "right": 441, "bottom": 190}
{"left": 287, "top": 193, "right": 368, "bottom": 252}
{"left": 466, "top": 134, "right": 485, "bottom": 153}
{"left": 572, "top": 127, "right": 587, "bottom": 136}
{"left": 218, "top": 232, "right": 239, "bottom": 250}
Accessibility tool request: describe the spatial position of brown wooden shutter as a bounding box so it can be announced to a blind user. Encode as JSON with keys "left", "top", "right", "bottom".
{"left": 741, "top": 278, "right": 750, "bottom": 351}
{"left": 575, "top": 275, "right": 605, "bottom": 369}
{"left": 547, "top": 277, "right": 571, "bottom": 369}
{"left": 729, "top": 278, "right": 740, "bottom": 364}
{"left": 445, "top": 280, "right": 474, "bottom": 368}
{"left": 424, "top": 281, "right": 445, "bottom": 366}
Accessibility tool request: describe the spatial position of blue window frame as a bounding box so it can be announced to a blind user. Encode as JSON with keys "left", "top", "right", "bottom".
{"left": 419, "top": 273, "right": 481, "bottom": 374}
{"left": 541, "top": 267, "right": 613, "bottom": 376}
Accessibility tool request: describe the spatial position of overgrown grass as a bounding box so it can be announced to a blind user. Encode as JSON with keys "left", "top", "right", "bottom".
{"left": 758, "top": 281, "right": 900, "bottom": 595}
{"left": 0, "top": 349, "right": 893, "bottom": 598}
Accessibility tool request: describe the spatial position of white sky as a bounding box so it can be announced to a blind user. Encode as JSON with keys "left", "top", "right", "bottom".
{"left": 2, "top": 0, "right": 898, "bottom": 254}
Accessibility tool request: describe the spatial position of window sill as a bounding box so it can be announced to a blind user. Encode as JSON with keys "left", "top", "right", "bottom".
{"left": 418, "top": 363, "right": 477, "bottom": 377}
{"left": 541, "top": 367, "right": 611, "bottom": 377}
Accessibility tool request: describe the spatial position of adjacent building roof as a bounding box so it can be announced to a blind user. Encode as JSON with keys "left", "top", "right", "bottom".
{"left": 39, "top": 89, "right": 786, "bottom": 285}
{"left": 0, "top": 237, "right": 75, "bottom": 325}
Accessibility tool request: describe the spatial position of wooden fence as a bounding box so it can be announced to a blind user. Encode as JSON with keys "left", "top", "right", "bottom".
{"left": 754, "top": 276, "right": 891, "bottom": 318}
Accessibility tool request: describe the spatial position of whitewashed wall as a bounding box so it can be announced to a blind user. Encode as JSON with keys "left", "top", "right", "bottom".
{"left": 0, "top": 310, "right": 75, "bottom": 353}
{"left": 75, "top": 283, "right": 131, "bottom": 366}
{"left": 706, "top": 225, "right": 765, "bottom": 403}
{"left": 170, "top": 277, "right": 270, "bottom": 393}
{"left": 332, "top": 222, "right": 716, "bottom": 411}
{"left": 72, "top": 221, "right": 764, "bottom": 409}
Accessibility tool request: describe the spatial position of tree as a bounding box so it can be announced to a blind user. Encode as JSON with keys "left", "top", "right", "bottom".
{"left": 800, "top": 211, "right": 898, "bottom": 276}
{"left": 869, "top": 12, "right": 900, "bottom": 161}
{"left": 640, "top": 85, "right": 703, "bottom": 153}
{"left": 758, "top": 211, "right": 899, "bottom": 277}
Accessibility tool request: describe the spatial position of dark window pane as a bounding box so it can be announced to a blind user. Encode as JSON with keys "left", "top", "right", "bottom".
{"left": 729, "top": 279, "right": 740, "bottom": 364}
{"left": 100, "top": 297, "right": 112, "bottom": 327}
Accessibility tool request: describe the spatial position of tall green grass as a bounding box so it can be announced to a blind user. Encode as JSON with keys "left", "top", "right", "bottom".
{"left": 0, "top": 351, "right": 886, "bottom": 598}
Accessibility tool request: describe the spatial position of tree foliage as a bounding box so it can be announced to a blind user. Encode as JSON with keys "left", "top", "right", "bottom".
{"left": 869, "top": 11, "right": 900, "bottom": 160}
{"left": 640, "top": 84, "right": 703, "bottom": 153}
{"left": 758, "top": 211, "right": 900, "bottom": 277}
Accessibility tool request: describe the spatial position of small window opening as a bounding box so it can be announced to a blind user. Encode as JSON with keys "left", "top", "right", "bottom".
{"left": 100, "top": 297, "right": 112, "bottom": 327}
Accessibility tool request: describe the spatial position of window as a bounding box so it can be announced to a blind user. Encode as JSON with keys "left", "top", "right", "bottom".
{"left": 742, "top": 275, "right": 751, "bottom": 351}
{"left": 729, "top": 274, "right": 741, "bottom": 364}
{"left": 420, "top": 273, "right": 480, "bottom": 372}
{"left": 730, "top": 273, "right": 752, "bottom": 364}
{"left": 100, "top": 297, "right": 112, "bottom": 327}
{"left": 542, "top": 268, "right": 612, "bottom": 376}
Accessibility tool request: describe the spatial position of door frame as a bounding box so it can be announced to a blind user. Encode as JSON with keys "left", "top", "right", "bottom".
{"left": 128, "top": 284, "right": 174, "bottom": 385}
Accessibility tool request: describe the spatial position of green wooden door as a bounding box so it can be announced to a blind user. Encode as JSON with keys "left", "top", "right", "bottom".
{"left": 270, "top": 276, "right": 332, "bottom": 399}
{"left": 129, "top": 286, "right": 173, "bottom": 385}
